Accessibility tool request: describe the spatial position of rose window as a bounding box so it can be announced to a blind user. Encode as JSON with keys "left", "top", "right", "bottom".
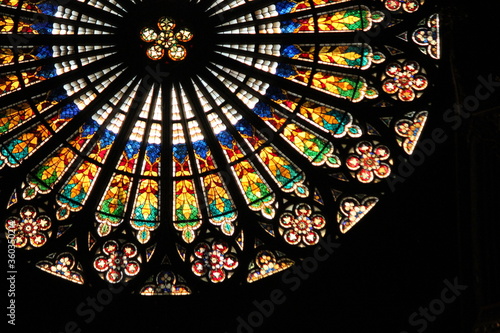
{"left": 0, "top": 0, "right": 441, "bottom": 295}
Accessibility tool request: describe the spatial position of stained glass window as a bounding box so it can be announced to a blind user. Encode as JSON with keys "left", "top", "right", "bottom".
{"left": 1, "top": 0, "right": 440, "bottom": 292}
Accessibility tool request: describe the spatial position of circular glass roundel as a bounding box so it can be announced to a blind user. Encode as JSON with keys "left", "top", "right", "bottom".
{"left": 0, "top": 0, "right": 438, "bottom": 292}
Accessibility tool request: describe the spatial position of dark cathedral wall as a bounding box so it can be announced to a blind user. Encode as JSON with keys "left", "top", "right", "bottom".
{"left": 3, "top": 0, "right": 500, "bottom": 332}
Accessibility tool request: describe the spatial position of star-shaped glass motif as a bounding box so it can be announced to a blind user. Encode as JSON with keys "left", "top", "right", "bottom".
{"left": 140, "top": 16, "right": 193, "bottom": 61}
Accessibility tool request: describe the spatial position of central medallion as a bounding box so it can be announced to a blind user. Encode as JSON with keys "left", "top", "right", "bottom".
{"left": 140, "top": 16, "right": 194, "bottom": 61}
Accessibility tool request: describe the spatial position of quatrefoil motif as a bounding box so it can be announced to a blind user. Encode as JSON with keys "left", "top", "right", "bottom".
{"left": 140, "top": 16, "right": 193, "bottom": 61}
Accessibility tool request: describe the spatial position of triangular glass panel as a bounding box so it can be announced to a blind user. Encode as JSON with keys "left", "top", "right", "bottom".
{"left": 385, "top": 45, "right": 404, "bottom": 55}
{"left": 330, "top": 173, "right": 349, "bottom": 182}
{"left": 67, "top": 238, "right": 77, "bottom": 250}
{"left": 331, "top": 189, "right": 343, "bottom": 201}
{"left": 7, "top": 190, "right": 17, "bottom": 209}
{"left": 176, "top": 243, "right": 186, "bottom": 261}
{"left": 57, "top": 225, "right": 71, "bottom": 238}
{"left": 313, "top": 189, "right": 324, "bottom": 205}
{"left": 338, "top": 196, "right": 379, "bottom": 233}
{"left": 161, "top": 255, "right": 172, "bottom": 265}
{"left": 146, "top": 243, "right": 156, "bottom": 262}
{"left": 373, "top": 100, "right": 393, "bottom": 107}
{"left": 366, "top": 123, "right": 380, "bottom": 136}
{"left": 254, "top": 238, "right": 264, "bottom": 248}
{"left": 380, "top": 117, "right": 393, "bottom": 127}
{"left": 236, "top": 230, "right": 244, "bottom": 250}
{"left": 397, "top": 31, "right": 408, "bottom": 42}
{"left": 88, "top": 232, "right": 96, "bottom": 250}
{"left": 258, "top": 222, "right": 275, "bottom": 237}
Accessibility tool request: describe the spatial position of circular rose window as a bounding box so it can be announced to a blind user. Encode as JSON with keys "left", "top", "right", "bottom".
{"left": 0, "top": 0, "right": 439, "bottom": 293}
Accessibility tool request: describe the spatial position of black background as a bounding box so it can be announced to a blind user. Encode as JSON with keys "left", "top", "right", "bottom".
{"left": 4, "top": 0, "right": 500, "bottom": 332}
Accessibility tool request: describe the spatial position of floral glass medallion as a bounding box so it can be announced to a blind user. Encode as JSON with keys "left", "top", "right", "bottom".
{"left": 140, "top": 16, "right": 193, "bottom": 61}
